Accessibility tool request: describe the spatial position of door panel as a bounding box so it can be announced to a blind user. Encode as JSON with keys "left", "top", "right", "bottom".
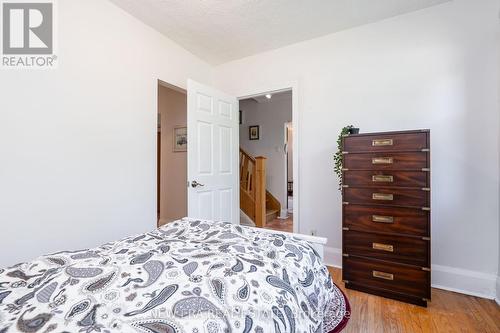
{"left": 219, "top": 126, "right": 232, "bottom": 174}
{"left": 187, "top": 79, "right": 239, "bottom": 224}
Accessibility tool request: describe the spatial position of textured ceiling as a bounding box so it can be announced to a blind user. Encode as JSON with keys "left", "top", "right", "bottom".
{"left": 110, "top": 0, "right": 450, "bottom": 65}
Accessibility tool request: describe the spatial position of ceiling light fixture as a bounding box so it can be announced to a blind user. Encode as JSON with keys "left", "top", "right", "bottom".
{"left": 265, "top": 94, "right": 272, "bottom": 99}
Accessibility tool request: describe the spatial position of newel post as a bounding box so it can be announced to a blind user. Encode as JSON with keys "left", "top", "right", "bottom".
{"left": 254, "top": 156, "right": 267, "bottom": 228}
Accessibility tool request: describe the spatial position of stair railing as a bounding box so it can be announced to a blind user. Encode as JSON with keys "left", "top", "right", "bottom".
{"left": 240, "top": 148, "right": 266, "bottom": 227}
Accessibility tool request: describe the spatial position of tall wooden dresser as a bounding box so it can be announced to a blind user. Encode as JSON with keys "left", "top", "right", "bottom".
{"left": 341, "top": 129, "right": 431, "bottom": 306}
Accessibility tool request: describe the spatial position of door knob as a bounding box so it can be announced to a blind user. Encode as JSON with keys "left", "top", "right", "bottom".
{"left": 191, "top": 180, "right": 205, "bottom": 188}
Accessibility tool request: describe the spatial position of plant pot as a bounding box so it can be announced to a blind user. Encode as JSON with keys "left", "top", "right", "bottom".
{"left": 348, "top": 128, "right": 360, "bottom": 134}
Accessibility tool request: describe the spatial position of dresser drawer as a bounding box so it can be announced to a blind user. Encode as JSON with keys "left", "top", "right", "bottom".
{"left": 344, "top": 205, "right": 429, "bottom": 236}
{"left": 344, "top": 187, "right": 429, "bottom": 207}
{"left": 343, "top": 132, "right": 428, "bottom": 152}
{"left": 343, "top": 256, "right": 430, "bottom": 299}
{"left": 344, "top": 230, "right": 429, "bottom": 267}
{"left": 343, "top": 152, "right": 428, "bottom": 170}
{"left": 344, "top": 170, "right": 428, "bottom": 188}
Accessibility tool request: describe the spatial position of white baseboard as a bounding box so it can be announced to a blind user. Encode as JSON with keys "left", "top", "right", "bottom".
{"left": 431, "top": 264, "right": 497, "bottom": 299}
{"left": 323, "top": 247, "right": 497, "bottom": 300}
{"left": 278, "top": 209, "right": 288, "bottom": 219}
{"left": 323, "top": 246, "right": 342, "bottom": 269}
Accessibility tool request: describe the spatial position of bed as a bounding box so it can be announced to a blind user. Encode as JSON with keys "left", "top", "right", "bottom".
{"left": 0, "top": 219, "right": 350, "bottom": 333}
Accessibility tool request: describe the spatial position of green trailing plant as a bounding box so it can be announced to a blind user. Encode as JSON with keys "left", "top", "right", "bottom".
{"left": 334, "top": 125, "right": 354, "bottom": 190}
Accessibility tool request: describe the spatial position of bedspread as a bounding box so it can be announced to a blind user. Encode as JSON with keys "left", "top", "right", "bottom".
{"left": 0, "top": 219, "right": 349, "bottom": 333}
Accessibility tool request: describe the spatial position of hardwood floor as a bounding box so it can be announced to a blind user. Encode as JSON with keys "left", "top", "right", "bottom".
{"left": 328, "top": 266, "right": 500, "bottom": 333}
{"left": 263, "top": 214, "right": 293, "bottom": 233}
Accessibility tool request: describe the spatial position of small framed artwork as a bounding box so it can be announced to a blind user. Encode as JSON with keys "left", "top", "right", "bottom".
{"left": 239, "top": 110, "right": 243, "bottom": 125}
{"left": 249, "top": 125, "right": 260, "bottom": 140}
{"left": 173, "top": 126, "right": 187, "bottom": 152}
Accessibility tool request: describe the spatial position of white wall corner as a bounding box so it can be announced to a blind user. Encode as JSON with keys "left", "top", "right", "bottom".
{"left": 323, "top": 246, "right": 342, "bottom": 269}
{"left": 496, "top": 276, "right": 500, "bottom": 305}
{"left": 431, "top": 264, "right": 497, "bottom": 300}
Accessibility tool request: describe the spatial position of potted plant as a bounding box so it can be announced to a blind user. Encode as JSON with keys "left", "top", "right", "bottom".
{"left": 348, "top": 127, "right": 360, "bottom": 134}
{"left": 334, "top": 125, "right": 358, "bottom": 189}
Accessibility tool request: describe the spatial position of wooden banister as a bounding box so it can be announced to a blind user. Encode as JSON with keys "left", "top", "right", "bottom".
{"left": 254, "top": 156, "right": 266, "bottom": 228}
{"left": 239, "top": 148, "right": 266, "bottom": 227}
{"left": 240, "top": 148, "right": 255, "bottom": 163}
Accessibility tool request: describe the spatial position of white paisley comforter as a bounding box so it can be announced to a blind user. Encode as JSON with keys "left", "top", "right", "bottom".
{"left": 0, "top": 219, "right": 349, "bottom": 333}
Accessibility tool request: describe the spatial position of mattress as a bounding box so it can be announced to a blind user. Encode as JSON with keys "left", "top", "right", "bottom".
{"left": 0, "top": 219, "right": 349, "bottom": 332}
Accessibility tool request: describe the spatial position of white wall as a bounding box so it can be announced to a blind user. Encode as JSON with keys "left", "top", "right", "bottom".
{"left": 497, "top": 13, "right": 500, "bottom": 304}
{"left": 214, "top": 0, "right": 500, "bottom": 298}
{"left": 0, "top": 0, "right": 212, "bottom": 268}
{"left": 158, "top": 85, "right": 187, "bottom": 224}
{"left": 239, "top": 94, "right": 292, "bottom": 215}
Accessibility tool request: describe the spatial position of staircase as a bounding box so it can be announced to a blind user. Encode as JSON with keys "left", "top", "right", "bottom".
{"left": 266, "top": 190, "right": 281, "bottom": 223}
{"left": 240, "top": 148, "right": 281, "bottom": 227}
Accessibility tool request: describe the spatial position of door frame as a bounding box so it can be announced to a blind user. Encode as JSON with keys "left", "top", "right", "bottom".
{"left": 237, "top": 81, "right": 300, "bottom": 234}
{"left": 156, "top": 79, "right": 187, "bottom": 227}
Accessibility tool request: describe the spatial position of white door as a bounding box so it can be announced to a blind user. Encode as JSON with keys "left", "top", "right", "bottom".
{"left": 187, "top": 79, "right": 239, "bottom": 224}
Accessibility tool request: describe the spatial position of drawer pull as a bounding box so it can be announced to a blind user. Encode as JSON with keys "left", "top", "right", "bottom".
{"left": 373, "top": 270, "right": 394, "bottom": 281}
{"left": 372, "top": 175, "right": 394, "bottom": 182}
{"left": 372, "top": 193, "right": 394, "bottom": 201}
{"left": 372, "top": 242, "right": 394, "bottom": 252}
{"left": 372, "top": 215, "right": 394, "bottom": 223}
{"left": 372, "top": 157, "right": 393, "bottom": 164}
{"left": 372, "top": 139, "right": 393, "bottom": 146}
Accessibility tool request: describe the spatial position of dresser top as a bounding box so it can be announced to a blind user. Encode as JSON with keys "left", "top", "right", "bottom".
{"left": 344, "top": 129, "right": 430, "bottom": 138}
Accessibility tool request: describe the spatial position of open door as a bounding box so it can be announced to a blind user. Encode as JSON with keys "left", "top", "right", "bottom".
{"left": 187, "top": 79, "right": 239, "bottom": 224}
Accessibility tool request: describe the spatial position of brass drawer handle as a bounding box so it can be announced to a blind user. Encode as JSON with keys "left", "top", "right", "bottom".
{"left": 372, "top": 242, "right": 394, "bottom": 252}
{"left": 372, "top": 139, "right": 393, "bottom": 146}
{"left": 372, "top": 157, "right": 393, "bottom": 164}
{"left": 372, "top": 215, "right": 394, "bottom": 223}
{"left": 372, "top": 193, "right": 394, "bottom": 201}
{"left": 372, "top": 175, "right": 393, "bottom": 182}
{"left": 373, "top": 270, "right": 394, "bottom": 281}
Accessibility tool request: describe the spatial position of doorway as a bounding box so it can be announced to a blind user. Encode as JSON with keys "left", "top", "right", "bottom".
{"left": 238, "top": 90, "right": 294, "bottom": 233}
{"left": 157, "top": 81, "right": 188, "bottom": 226}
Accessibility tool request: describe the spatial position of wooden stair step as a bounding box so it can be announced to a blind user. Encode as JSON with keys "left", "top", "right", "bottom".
{"left": 266, "top": 209, "right": 279, "bottom": 223}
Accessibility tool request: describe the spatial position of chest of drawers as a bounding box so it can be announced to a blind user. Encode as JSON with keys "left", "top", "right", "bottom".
{"left": 341, "top": 129, "right": 430, "bottom": 306}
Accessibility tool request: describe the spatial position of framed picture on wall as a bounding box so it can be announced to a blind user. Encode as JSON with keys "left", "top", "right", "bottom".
{"left": 249, "top": 125, "right": 260, "bottom": 140}
{"left": 173, "top": 126, "right": 187, "bottom": 152}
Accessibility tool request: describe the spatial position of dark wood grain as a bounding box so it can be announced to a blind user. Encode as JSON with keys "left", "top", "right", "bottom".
{"left": 343, "top": 132, "right": 428, "bottom": 152}
{"left": 344, "top": 170, "right": 428, "bottom": 187}
{"left": 343, "top": 256, "right": 430, "bottom": 299}
{"left": 343, "top": 151, "right": 428, "bottom": 170}
{"left": 344, "top": 205, "right": 429, "bottom": 237}
{"left": 344, "top": 230, "right": 429, "bottom": 266}
{"left": 341, "top": 129, "right": 431, "bottom": 307}
{"left": 344, "top": 187, "right": 429, "bottom": 207}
